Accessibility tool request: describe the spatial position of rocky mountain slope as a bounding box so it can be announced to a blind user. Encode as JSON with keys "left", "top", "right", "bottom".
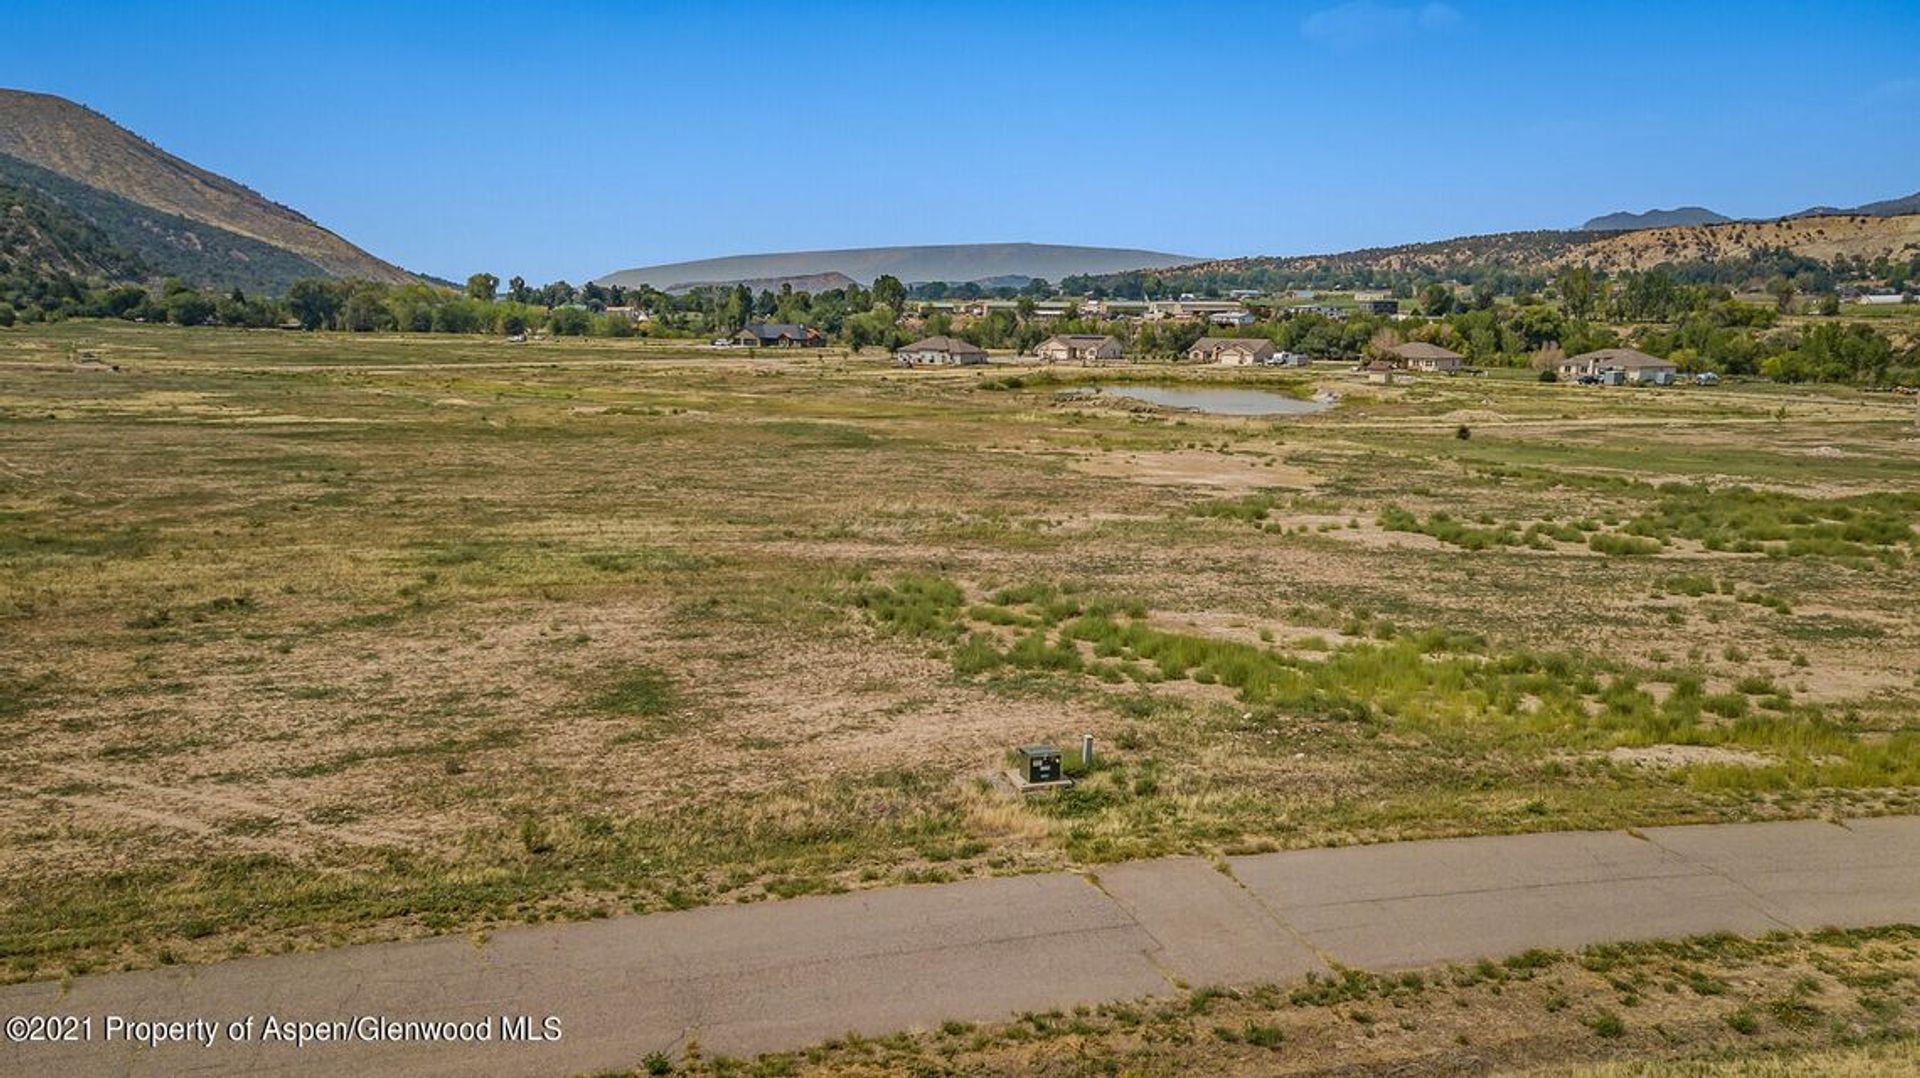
{"left": 0, "top": 88, "right": 414, "bottom": 291}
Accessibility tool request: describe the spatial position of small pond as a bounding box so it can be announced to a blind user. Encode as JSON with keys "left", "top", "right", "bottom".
{"left": 1092, "top": 385, "right": 1333, "bottom": 416}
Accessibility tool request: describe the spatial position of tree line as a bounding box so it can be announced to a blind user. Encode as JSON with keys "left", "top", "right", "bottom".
{"left": 4, "top": 258, "right": 1914, "bottom": 385}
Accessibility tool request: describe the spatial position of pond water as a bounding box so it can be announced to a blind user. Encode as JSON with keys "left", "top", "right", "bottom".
{"left": 1093, "top": 385, "right": 1332, "bottom": 416}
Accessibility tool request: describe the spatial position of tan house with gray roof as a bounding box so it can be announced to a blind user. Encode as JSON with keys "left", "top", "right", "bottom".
{"left": 1187, "top": 337, "right": 1275, "bottom": 365}
{"left": 1559, "top": 348, "right": 1678, "bottom": 385}
{"left": 1035, "top": 334, "right": 1125, "bottom": 363}
{"left": 1389, "top": 341, "right": 1465, "bottom": 372}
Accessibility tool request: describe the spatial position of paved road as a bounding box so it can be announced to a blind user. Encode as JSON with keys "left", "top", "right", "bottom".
{"left": 3, "top": 816, "right": 1916, "bottom": 1077}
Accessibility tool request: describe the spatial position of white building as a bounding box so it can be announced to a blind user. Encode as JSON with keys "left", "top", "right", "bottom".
{"left": 895, "top": 336, "right": 988, "bottom": 366}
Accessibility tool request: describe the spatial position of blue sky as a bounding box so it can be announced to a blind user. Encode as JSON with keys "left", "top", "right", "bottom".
{"left": 4, "top": 1, "right": 1916, "bottom": 283}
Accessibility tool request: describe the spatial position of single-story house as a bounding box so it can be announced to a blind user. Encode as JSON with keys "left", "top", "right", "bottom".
{"left": 1389, "top": 341, "right": 1465, "bottom": 372}
{"left": 1208, "top": 309, "right": 1257, "bottom": 327}
{"left": 895, "top": 335, "right": 988, "bottom": 367}
{"left": 1187, "top": 337, "right": 1276, "bottom": 365}
{"left": 1034, "top": 334, "right": 1125, "bottom": 363}
{"left": 734, "top": 322, "right": 825, "bottom": 347}
{"left": 1358, "top": 298, "right": 1400, "bottom": 315}
{"left": 1559, "top": 347, "right": 1678, "bottom": 385}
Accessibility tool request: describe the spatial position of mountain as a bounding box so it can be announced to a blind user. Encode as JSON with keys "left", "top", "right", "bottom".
{"left": 595, "top": 243, "right": 1203, "bottom": 291}
{"left": 1582, "top": 206, "right": 1733, "bottom": 231}
{"left": 1790, "top": 190, "right": 1920, "bottom": 219}
{"left": 666, "top": 271, "right": 860, "bottom": 295}
{"left": 0, "top": 88, "right": 414, "bottom": 291}
{"left": 1101, "top": 213, "right": 1920, "bottom": 290}
{"left": 1, "top": 177, "right": 150, "bottom": 282}
{"left": 1584, "top": 190, "right": 1920, "bottom": 232}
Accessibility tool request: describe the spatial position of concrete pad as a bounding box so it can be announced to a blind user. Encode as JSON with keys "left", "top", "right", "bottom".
{"left": 1228, "top": 830, "right": 1787, "bottom": 969}
{"left": 0, "top": 873, "right": 1171, "bottom": 1077}
{"left": 6, "top": 817, "right": 1918, "bottom": 1077}
{"left": 1094, "top": 857, "right": 1328, "bottom": 987}
{"left": 1641, "top": 816, "right": 1920, "bottom": 930}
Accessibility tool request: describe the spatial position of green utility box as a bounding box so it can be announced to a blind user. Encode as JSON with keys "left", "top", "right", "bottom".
{"left": 1017, "top": 745, "right": 1062, "bottom": 784}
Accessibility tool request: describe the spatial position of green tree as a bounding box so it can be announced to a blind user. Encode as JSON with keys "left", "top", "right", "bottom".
{"left": 286, "top": 279, "right": 342, "bottom": 330}
{"left": 871, "top": 274, "right": 906, "bottom": 316}
{"left": 549, "top": 307, "right": 592, "bottom": 336}
{"left": 163, "top": 290, "right": 215, "bottom": 327}
{"left": 342, "top": 290, "right": 391, "bottom": 332}
{"left": 1766, "top": 275, "right": 1796, "bottom": 313}
{"left": 1418, "top": 283, "right": 1454, "bottom": 316}
{"left": 1558, "top": 266, "right": 1597, "bottom": 320}
{"left": 466, "top": 273, "right": 499, "bottom": 302}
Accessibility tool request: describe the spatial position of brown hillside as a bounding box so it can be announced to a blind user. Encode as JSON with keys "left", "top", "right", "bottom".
{"left": 1557, "top": 213, "right": 1920, "bottom": 272}
{"left": 0, "top": 89, "right": 413, "bottom": 283}
{"left": 1170, "top": 214, "right": 1920, "bottom": 282}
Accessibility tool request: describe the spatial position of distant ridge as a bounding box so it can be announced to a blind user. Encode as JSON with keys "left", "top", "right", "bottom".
{"left": 0, "top": 87, "right": 414, "bottom": 290}
{"left": 1083, "top": 213, "right": 1920, "bottom": 290}
{"left": 1582, "top": 206, "right": 1732, "bottom": 231}
{"left": 595, "top": 243, "right": 1203, "bottom": 291}
{"left": 1790, "top": 190, "right": 1920, "bottom": 220}
{"left": 1583, "top": 190, "right": 1920, "bottom": 232}
{"left": 667, "top": 271, "right": 860, "bottom": 295}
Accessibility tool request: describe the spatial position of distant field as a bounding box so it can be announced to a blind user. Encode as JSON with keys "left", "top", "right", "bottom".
{"left": 3, "top": 323, "right": 1919, "bottom": 986}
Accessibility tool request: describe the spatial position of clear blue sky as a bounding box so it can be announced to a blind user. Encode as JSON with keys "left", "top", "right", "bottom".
{"left": 4, "top": 0, "right": 1916, "bottom": 283}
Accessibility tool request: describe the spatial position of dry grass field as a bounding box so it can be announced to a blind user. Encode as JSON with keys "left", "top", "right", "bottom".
{"left": 4, "top": 322, "right": 1920, "bottom": 995}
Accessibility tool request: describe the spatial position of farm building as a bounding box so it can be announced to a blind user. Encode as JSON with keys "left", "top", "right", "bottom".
{"left": 1208, "top": 310, "right": 1257, "bottom": 326}
{"left": 895, "top": 336, "right": 988, "bottom": 367}
{"left": 734, "top": 322, "right": 825, "bottom": 347}
{"left": 1146, "top": 299, "right": 1247, "bottom": 320}
{"left": 1034, "top": 334, "right": 1125, "bottom": 363}
{"left": 1187, "top": 337, "right": 1276, "bottom": 365}
{"left": 1389, "top": 341, "right": 1465, "bottom": 372}
{"left": 1559, "top": 348, "right": 1679, "bottom": 385}
{"left": 1363, "top": 359, "right": 1399, "bottom": 384}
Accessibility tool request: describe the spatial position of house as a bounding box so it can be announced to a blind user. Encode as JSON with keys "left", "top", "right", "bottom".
{"left": 1358, "top": 298, "right": 1399, "bottom": 315}
{"left": 1389, "top": 341, "right": 1465, "bottom": 372}
{"left": 1209, "top": 309, "right": 1257, "bottom": 327}
{"left": 733, "top": 322, "right": 825, "bottom": 348}
{"left": 1035, "top": 334, "right": 1125, "bottom": 363}
{"left": 1559, "top": 347, "right": 1678, "bottom": 385}
{"left": 895, "top": 335, "right": 988, "bottom": 367}
{"left": 1187, "top": 337, "right": 1276, "bottom": 365}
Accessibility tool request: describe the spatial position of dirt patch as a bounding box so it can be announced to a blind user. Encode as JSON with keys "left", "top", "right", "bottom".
{"left": 1605, "top": 744, "right": 1775, "bottom": 770}
{"left": 1066, "top": 450, "right": 1316, "bottom": 492}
